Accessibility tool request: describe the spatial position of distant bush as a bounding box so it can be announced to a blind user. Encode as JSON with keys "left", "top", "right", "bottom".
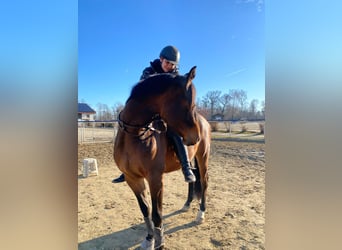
{"left": 259, "top": 123, "right": 264, "bottom": 134}
{"left": 210, "top": 122, "right": 218, "bottom": 132}
{"left": 223, "top": 122, "right": 231, "bottom": 132}
{"left": 241, "top": 124, "right": 247, "bottom": 133}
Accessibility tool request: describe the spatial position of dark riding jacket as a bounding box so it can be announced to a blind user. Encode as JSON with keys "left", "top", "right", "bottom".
{"left": 140, "top": 59, "right": 179, "bottom": 80}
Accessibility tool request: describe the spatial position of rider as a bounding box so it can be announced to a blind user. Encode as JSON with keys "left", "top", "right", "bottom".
{"left": 112, "top": 45, "right": 196, "bottom": 183}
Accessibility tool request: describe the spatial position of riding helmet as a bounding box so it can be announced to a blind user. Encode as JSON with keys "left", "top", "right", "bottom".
{"left": 159, "top": 45, "right": 180, "bottom": 64}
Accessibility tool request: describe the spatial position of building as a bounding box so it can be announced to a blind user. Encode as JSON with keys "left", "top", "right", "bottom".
{"left": 78, "top": 103, "right": 96, "bottom": 121}
{"left": 211, "top": 113, "right": 224, "bottom": 121}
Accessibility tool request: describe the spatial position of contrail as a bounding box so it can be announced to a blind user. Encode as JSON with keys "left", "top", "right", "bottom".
{"left": 225, "top": 68, "right": 247, "bottom": 77}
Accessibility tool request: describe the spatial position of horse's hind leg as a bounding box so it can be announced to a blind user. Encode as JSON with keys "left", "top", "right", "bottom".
{"left": 181, "top": 182, "right": 195, "bottom": 212}
{"left": 126, "top": 177, "right": 155, "bottom": 249}
{"left": 182, "top": 157, "right": 203, "bottom": 211}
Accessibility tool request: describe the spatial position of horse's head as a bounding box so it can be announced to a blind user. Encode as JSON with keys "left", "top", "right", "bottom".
{"left": 161, "top": 66, "right": 200, "bottom": 145}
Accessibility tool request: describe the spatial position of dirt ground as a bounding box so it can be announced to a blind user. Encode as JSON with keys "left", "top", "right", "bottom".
{"left": 78, "top": 134, "right": 265, "bottom": 250}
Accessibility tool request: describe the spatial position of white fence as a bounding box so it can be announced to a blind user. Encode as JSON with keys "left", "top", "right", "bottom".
{"left": 78, "top": 121, "right": 118, "bottom": 144}
{"left": 78, "top": 120, "right": 265, "bottom": 144}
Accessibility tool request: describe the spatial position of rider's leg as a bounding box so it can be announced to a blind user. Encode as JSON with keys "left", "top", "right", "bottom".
{"left": 112, "top": 173, "right": 125, "bottom": 183}
{"left": 169, "top": 131, "right": 196, "bottom": 183}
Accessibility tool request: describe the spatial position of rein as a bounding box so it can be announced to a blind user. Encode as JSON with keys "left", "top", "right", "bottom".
{"left": 118, "top": 111, "right": 167, "bottom": 138}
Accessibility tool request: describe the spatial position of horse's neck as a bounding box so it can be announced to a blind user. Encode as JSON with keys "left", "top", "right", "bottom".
{"left": 122, "top": 99, "right": 158, "bottom": 124}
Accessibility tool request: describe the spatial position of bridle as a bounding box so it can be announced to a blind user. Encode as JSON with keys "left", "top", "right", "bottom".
{"left": 118, "top": 111, "right": 167, "bottom": 138}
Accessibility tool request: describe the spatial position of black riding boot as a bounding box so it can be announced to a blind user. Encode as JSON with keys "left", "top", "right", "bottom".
{"left": 170, "top": 133, "right": 196, "bottom": 183}
{"left": 112, "top": 173, "right": 125, "bottom": 183}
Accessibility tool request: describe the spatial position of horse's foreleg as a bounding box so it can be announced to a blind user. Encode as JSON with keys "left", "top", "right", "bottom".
{"left": 195, "top": 174, "right": 208, "bottom": 224}
{"left": 126, "top": 177, "right": 155, "bottom": 249}
{"left": 148, "top": 177, "right": 165, "bottom": 249}
{"left": 137, "top": 195, "right": 156, "bottom": 249}
{"left": 199, "top": 177, "right": 208, "bottom": 213}
{"left": 141, "top": 216, "right": 155, "bottom": 250}
{"left": 194, "top": 157, "right": 209, "bottom": 224}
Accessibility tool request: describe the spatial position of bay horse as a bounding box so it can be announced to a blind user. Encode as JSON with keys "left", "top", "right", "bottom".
{"left": 113, "top": 66, "right": 211, "bottom": 249}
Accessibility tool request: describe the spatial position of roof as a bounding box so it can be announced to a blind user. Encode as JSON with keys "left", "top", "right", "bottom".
{"left": 212, "top": 114, "right": 224, "bottom": 118}
{"left": 78, "top": 103, "right": 96, "bottom": 113}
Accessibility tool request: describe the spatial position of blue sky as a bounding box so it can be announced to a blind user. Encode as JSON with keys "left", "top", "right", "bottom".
{"left": 79, "top": 0, "right": 264, "bottom": 110}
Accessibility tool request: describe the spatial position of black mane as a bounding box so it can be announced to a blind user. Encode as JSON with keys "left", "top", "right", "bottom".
{"left": 127, "top": 73, "right": 186, "bottom": 103}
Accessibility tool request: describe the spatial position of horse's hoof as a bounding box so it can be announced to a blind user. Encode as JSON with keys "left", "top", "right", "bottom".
{"left": 154, "top": 243, "right": 165, "bottom": 250}
{"left": 141, "top": 238, "right": 155, "bottom": 250}
{"left": 154, "top": 227, "right": 165, "bottom": 249}
{"left": 196, "top": 210, "right": 205, "bottom": 223}
{"left": 180, "top": 204, "right": 190, "bottom": 212}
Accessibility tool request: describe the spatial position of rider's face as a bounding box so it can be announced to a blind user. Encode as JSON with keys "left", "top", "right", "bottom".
{"left": 160, "top": 58, "right": 176, "bottom": 72}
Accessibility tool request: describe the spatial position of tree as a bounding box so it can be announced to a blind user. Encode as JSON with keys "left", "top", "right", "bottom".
{"left": 196, "top": 98, "right": 210, "bottom": 118}
{"left": 203, "top": 91, "right": 221, "bottom": 118}
{"left": 96, "top": 103, "right": 112, "bottom": 120}
{"left": 111, "top": 102, "right": 124, "bottom": 120}
{"left": 228, "top": 89, "right": 238, "bottom": 120}
{"left": 227, "top": 89, "right": 247, "bottom": 120}
{"left": 219, "top": 93, "right": 231, "bottom": 118}
{"left": 237, "top": 89, "right": 247, "bottom": 118}
{"left": 248, "top": 99, "right": 259, "bottom": 120}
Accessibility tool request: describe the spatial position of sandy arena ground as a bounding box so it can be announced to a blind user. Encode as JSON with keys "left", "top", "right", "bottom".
{"left": 78, "top": 134, "right": 265, "bottom": 250}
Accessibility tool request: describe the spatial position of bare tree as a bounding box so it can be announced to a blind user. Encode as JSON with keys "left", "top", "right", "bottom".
{"left": 228, "top": 89, "right": 247, "bottom": 120}
{"left": 102, "top": 104, "right": 112, "bottom": 120}
{"left": 96, "top": 103, "right": 104, "bottom": 120}
{"left": 195, "top": 98, "right": 209, "bottom": 119}
{"left": 229, "top": 89, "right": 238, "bottom": 120}
{"left": 237, "top": 89, "right": 248, "bottom": 118}
{"left": 111, "top": 102, "right": 124, "bottom": 120}
{"left": 203, "top": 90, "right": 222, "bottom": 118}
{"left": 219, "top": 93, "right": 231, "bottom": 118}
{"left": 261, "top": 100, "right": 265, "bottom": 119}
{"left": 96, "top": 103, "right": 112, "bottom": 120}
{"left": 248, "top": 99, "right": 259, "bottom": 119}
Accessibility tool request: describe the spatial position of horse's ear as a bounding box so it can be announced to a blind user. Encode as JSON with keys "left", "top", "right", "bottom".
{"left": 185, "top": 66, "right": 196, "bottom": 89}
{"left": 187, "top": 66, "right": 197, "bottom": 81}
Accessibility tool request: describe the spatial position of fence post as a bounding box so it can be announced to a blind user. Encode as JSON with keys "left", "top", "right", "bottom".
{"left": 112, "top": 122, "right": 116, "bottom": 144}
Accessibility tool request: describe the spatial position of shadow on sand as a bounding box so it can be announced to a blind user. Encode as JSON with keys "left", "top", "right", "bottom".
{"left": 78, "top": 209, "right": 199, "bottom": 250}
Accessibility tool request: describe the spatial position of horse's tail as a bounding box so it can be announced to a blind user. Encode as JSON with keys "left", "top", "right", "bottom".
{"left": 193, "top": 158, "right": 202, "bottom": 200}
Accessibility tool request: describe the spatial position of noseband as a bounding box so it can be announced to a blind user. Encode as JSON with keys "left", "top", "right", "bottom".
{"left": 118, "top": 112, "right": 167, "bottom": 138}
